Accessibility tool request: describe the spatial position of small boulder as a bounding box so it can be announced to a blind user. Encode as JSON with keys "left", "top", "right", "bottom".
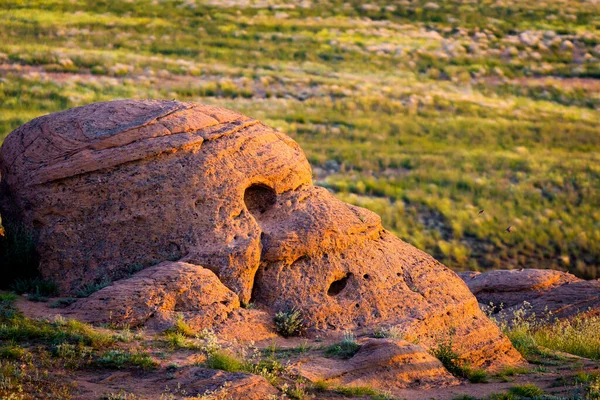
{"left": 69, "top": 261, "right": 240, "bottom": 330}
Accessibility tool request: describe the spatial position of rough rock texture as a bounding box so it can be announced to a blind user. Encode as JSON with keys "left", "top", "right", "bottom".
{"left": 459, "top": 269, "right": 600, "bottom": 319}
{"left": 295, "top": 338, "right": 459, "bottom": 391}
{"left": 0, "top": 100, "right": 522, "bottom": 369}
{"left": 68, "top": 261, "right": 240, "bottom": 330}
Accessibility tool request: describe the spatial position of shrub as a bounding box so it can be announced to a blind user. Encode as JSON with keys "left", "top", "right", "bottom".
{"left": 274, "top": 308, "right": 305, "bottom": 338}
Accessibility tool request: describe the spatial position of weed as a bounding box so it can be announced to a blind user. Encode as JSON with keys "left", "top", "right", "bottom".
{"left": 274, "top": 308, "right": 305, "bottom": 338}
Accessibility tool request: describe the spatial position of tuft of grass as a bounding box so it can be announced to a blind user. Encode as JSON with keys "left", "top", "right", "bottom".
{"left": 163, "top": 331, "right": 200, "bottom": 350}
{"left": 96, "top": 349, "right": 158, "bottom": 370}
{"left": 204, "top": 349, "right": 248, "bottom": 373}
{"left": 467, "top": 369, "right": 489, "bottom": 383}
{"left": 274, "top": 308, "right": 305, "bottom": 338}
{"left": 496, "top": 366, "right": 530, "bottom": 382}
{"left": 170, "top": 316, "right": 196, "bottom": 337}
{"left": 431, "top": 329, "right": 469, "bottom": 378}
{"left": 508, "top": 383, "right": 544, "bottom": 397}
{"left": 75, "top": 280, "right": 110, "bottom": 298}
{"left": 372, "top": 325, "right": 402, "bottom": 339}
{"left": 324, "top": 332, "right": 361, "bottom": 359}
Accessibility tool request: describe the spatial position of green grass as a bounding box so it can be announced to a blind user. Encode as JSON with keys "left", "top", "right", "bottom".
{"left": 96, "top": 349, "right": 158, "bottom": 370}
{"left": 204, "top": 349, "right": 248, "bottom": 373}
{"left": 497, "top": 308, "right": 600, "bottom": 360}
{"left": 508, "top": 383, "right": 544, "bottom": 397}
{"left": 0, "top": 0, "right": 598, "bottom": 281}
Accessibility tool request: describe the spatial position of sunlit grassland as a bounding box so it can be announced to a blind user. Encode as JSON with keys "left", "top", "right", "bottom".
{"left": 1, "top": 0, "right": 599, "bottom": 278}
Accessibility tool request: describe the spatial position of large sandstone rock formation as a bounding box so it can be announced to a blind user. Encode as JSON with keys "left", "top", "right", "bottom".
{"left": 295, "top": 338, "right": 459, "bottom": 390}
{"left": 0, "top": 100, "right": 522, "bottom": 370}
{"left": 460, "top": 269, "right": 600, "bottom": 319}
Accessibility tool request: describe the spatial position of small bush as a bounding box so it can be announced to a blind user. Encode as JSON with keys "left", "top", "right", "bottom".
{"left": 324, "top": 332, "right": 361, "bottom": 359}
{"left": 274, "top": 308, "right": 305, "bottom": 338}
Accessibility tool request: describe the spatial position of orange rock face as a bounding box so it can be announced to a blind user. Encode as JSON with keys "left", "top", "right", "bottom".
{"left": 0, "top": 100, "right": 522, "bottom": 370}
{"left": 460, "top": 269, "right": 600, "bottom": 319}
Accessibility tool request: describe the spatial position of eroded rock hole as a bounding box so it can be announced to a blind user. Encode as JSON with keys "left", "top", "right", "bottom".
{"left": 327, "top": 273, "right": 353, "bottom": 296}
{"left": 244, "top": 184, "right": 276, "bottom": 216}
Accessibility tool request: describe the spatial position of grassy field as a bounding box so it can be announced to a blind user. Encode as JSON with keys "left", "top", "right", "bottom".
{"left": 1, "top": 0, "right": 599, "bottom": 278}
